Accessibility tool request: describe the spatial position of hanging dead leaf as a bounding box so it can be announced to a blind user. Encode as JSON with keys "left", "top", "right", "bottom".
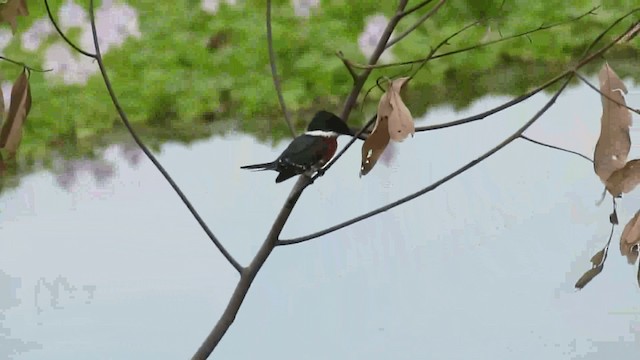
{"left": 360, "top": 112, "right": 390, "bottom": 176}
{"left": 385, "top": 77, "right": 414, "bottom": 142}
{"left": 0, "top": 69, "right": 31, "bottom": 154}
{"left": 575, "top": 265, "right": 603, "bottom": 289}
{"left": 590, "top": 249, "right": 605, "bottom": 267}
{"left": 593, "top": 63, "right": 632, "bottom": 184}
{"left": 0, "top": 0, "right": 28, "bottom": 33}
{"left": 605, "top": 159, "right": 640, "bottom": 197}
{"left": 620, "top": 210, "right": 640, "bottom": 264}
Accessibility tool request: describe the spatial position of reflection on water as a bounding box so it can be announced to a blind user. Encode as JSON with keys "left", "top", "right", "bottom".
{"left": 52, "top": 143, "right": 142, "bottom": 191}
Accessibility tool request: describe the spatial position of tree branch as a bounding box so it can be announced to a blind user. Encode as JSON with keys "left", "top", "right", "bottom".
{"left": 278, "top": 6, "right": 637, "bottom": 246}
{"left": 192, "top": 176, "right": 311, "bottom": 359}
{"left": 0, "top": 56, "right": 52, "bottom": 72}
{"left": 350, "top": 6, "right": 600, "bottom": 70}
{"left": 399, "top": 0, "right": 435, "bottom": 18}
{"left": 336, "top": 50, "right": 358, "bottom": 81}
{"left": 339, "top": 0, "right": 410, "bottom": 122}
{"left": 195, "top": 1, "right": 416, "bottom": 356}
{"left": 386, "top": 0, "right": 446, "bottom": 49}
{"left": 46, "top": 0, "right": 243, "bottom": 274}
{"left": 278, "top": 75, "right": 573, "bottom": 246}
{"left": 44, "top": 0, "right": 95, "bottom": 57}
{"left": 266, "top": 0, "right": 296, "bottom": 138}
{"left": 574, "top": 72, "right": 640, "bottom": 115}
{"left": 519, "top": 134, "right": 593, "bottom": 163}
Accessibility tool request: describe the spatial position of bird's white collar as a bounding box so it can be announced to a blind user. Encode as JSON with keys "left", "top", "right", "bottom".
{"left": 305, "top": 130, "right": 338, "bottom": 137}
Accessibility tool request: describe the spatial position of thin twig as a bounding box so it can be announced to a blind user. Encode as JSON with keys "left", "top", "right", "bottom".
{"left": 399, "top": 0, "right": 435, "bottom": 18}
{"left": 47, "top": 0, "right": 243, "bottom": 274}
{"left": 317, "top": 19, "right": 478, "bottom": 180}
{"left": 351, "top": 6, "right": 600, "bottom": 70}
{"left": 266, "top": 0, "right": 296, "bottom": 138}
{"left": 575, "top": 72, "right": 640, "bottom": 115}
{"left": 339, "top": 0, "right": 410, "bottom": 122}
{"left": 311, "top": 114, "right": 376, "bottom": 181}
{"left": 519, "top": 134, "right": 593, "bottom": 163}
{"left": 336, "top": 51, "right": 358, "bottom": 81}
{"left": 408, "top": 20, "right": 480, "bottom": 80}
{"left": 278, "top": 75, "right": 573, "bottom": 246}
{"left": 386, "top": 0, "right": 447, "bottom": 49}
{"left": 44, "top": 0, "right": 95, "bottom": 57}
{"left": 278, "top": 7, "right": 637, "bottom": 246}
{"left": 0, "top": 56, "right": 52, "bottom": 72}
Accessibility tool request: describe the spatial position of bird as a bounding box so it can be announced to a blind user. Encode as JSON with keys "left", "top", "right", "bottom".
{"left": 240, "top": 110, "right": 354, "bottom": 183}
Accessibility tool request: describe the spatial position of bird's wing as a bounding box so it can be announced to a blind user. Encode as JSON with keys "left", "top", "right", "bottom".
{"left": 277, "top": 135, "right": 328, "bottom": 169}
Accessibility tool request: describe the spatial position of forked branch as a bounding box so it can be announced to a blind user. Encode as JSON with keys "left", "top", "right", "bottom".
{"left": 44, "top": 0, "right": 243, "bottom": 274}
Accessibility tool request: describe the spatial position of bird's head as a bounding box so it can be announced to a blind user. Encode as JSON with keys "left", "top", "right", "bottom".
{"left": 306, "top": 110, "right": 354, "bottom": 137}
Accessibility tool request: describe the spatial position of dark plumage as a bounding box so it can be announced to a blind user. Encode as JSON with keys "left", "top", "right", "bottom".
{"left": 241, "top": 111, "right": 353, "bottom": 183}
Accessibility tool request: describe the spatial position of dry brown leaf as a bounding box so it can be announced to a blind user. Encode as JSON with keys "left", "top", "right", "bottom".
{"left": 575, "top": 265, "right": 603, "bottom": 289}
{"left": 0, "top": 0, "right": 29, "bottom": 33}
{"left": 590, "top": 249, "right": 605, "bottom": 267}
{"left": 593, "top": 63, "right": 632, "bottom": 184}
{"left": 0, "top": 69, "right": 31, "bottom": 153}
{"left": 385, "top": 77, "right": 414, "bottom": 142}
{"left": 620, "top": 210, "right": 640, "bottom": 264}
{"left": 360, "top": 77, "right": 415, "bottom": 176}
{"left": 605, "top": 159, "right": 640, "bottom": 197}
{"left": 360, "top": 112, "right": 390, "bottom": 176}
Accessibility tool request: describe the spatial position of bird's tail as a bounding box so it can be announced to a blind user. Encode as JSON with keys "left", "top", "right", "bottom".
{"left": 240, "top": 161, "right": 277, "bottom": 171}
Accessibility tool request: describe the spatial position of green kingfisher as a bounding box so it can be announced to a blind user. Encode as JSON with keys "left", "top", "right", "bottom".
{"left": 240, "top": 110, "right": 354, "bottom": 183}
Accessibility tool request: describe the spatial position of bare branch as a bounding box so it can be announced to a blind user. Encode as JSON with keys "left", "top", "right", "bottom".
{"left": 266, "top": 0, "right": 296, "bottom": 138}
{"left": 195, "top": 2, "right": 418, "bottom": 356}
{"left": 574, "top": 72, "right": 640, "bottom": 115}
{"left": 278, "top": 7, "right": 638, "bottom": 246}
{"left": 339, "top": 0, "right": 410, "bottom": 121}
{"left": 399, "top": 0, "right": 435, "bottom": 18}
{"left": 415, "top": 71, "right": 565, "bottom": 132}
{"left": 51, "top": 0, "right": 243, "bottom": 274}
{"left": 193, "top": 177, "right": 311, "bottom": 359}
{"left": 44, "top": 0, "right": 95, "bottom": 57}
{"left": 350, "top": 6, "right": 600, "bottom": 70}
{"left": 408, "top": 20, "right": 480, "bottom": 80}
{"left": 278, "top": 75, "right": 573, "bottom": 246}
{"left": 0, "top": 56, "right": 52, "bottom": 72}
{"left": 386, "top": 0, "right": 447, "bottom": 49}
{"left": 336, "top": 51, "right": 358, "bottom": 81}
{"left": 519, "top": 134, "right": 593, "bottom": 163}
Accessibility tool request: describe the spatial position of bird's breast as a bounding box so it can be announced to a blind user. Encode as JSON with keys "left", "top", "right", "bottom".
{"left": 320, "top": 137, "right": 338, "bottom": 163}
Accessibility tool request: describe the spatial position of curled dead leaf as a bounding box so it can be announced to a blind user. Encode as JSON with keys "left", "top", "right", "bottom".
{"left": 360, "top": 77, "right": 415, "bottom": 176}
{"left": 0, "top": 0, "right": 28, "bottom": 33}
{"left": 360, "top": 113, "right": 390, "bottom": 176}
{"left": 384, "top": 77, "right": 414, "bottom": 142}
{"left": 575, "top": 265, "right": 603, "bottom": 290}
{"left": 606, "top": 159, "right": 640, "bottom": 197}
{"left": 620, "top": 210, "right": 640, "bottom": 265}
{"left": 593, "top": 63, "right": 632, "bottom": 184}
{"left": 0, "top": 69, "right": 31, "bottom": 154}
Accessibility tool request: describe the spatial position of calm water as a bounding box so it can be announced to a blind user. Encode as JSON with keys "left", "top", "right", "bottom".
{"left": 1, "top": 77, "right": 640, "bottom": 359}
